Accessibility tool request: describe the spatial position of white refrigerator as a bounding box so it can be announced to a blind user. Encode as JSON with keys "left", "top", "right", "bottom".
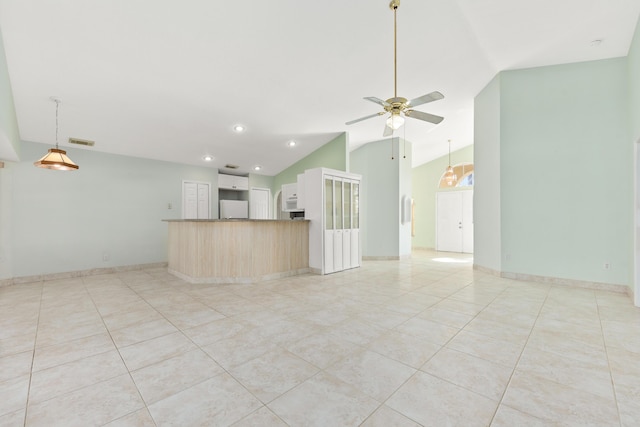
{"left": 219, "top": 200, "right": 249, "bottom": 219}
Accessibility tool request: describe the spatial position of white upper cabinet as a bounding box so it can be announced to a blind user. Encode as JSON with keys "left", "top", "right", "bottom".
{"left": 218, "top": 174, "right": 249, "bottom": 191}
{"left": 281, "top": 183, "right": 298, "bottom": 212}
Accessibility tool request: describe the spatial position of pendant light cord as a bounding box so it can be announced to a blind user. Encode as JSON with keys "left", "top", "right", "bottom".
{"left": 54, "top": 99, "right": 60, "bottom": 149}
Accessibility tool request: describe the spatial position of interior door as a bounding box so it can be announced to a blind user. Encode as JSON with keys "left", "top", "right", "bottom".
{"left": 333, "top": 177, "right": 343, "bottom": 272}
{"left": 342, "top": 180, "right": 352, "bottom": 270}
{"left": 324, "top": 177, "right": 334, "bottom": 274}
{"left": 436, "top": 190, "right": 473, "bottom": 253}
{"left": 183, "top": 182, "right": 198, "bottom": 219}
{"left": 436, "top": 191, "right": 463, "bottom": 252}
{"left": 197, "top": 184, "right": 210, "bottom": 219}
{"left": 250, "top": 187, "right": 270, "bottom": 219}
{"left": 183, "top": 181, "right": 210, "bottom": 219}
{"left": 351, "top": 181, "right": 360, "bottom": 267}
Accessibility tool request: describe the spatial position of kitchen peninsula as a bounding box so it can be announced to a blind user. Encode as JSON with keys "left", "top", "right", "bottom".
{"left": 165, "top": 219, "right": 310, "bottom": 283}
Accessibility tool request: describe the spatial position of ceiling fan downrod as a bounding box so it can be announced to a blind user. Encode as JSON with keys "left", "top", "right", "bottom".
{"left": 390, "top": 0, "right": 400, "bottom": 99}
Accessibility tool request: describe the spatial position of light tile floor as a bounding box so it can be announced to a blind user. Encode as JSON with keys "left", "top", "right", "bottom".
{"left": 1, "top": 250, "right": 639, "bottom": 426}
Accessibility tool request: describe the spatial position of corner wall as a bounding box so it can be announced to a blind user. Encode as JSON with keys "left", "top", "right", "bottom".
{"left": 474, "top": 58, "right": 633, "bottom": 288}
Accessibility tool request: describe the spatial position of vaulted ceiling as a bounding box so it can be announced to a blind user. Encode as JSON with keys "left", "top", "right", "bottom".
{"left": 1, "top": 0, "right": 638, "bottom": 174}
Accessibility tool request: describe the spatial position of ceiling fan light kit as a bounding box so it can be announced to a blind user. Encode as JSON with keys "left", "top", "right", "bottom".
{"left": 346, "top": 0, "right": 445, "bottom": 135}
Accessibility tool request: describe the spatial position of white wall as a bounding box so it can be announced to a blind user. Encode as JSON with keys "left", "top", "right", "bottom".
{"left": 3, "top": 141, "right": 218, "bottom": 279}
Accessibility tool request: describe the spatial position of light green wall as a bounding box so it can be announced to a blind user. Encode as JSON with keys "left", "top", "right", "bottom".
{"left": 0, "top": 28, "right": 19, "bottom": 162}
{"left": 474, "top": 75, "right": 503, "bottom": 272}
{"left": 273, "top": 132, "right": 348, "bottom": 194}
{"left": 398, "top": 140, "right": 413, "bottom": 257}
{"left": 351, "top": 138, "right": 410, "bottom": 257}
{"left": 498, "top": 58, "right": 632, "bottom": 286}
{"left": 411, "top": 145, "right": 474, "bottom": 250}
{"left": 6, "top": 141, "right": 218, "bottom": 278}
{"left": 630, "top": 16, "right": 640, "bottom": 141}
{"left": 0, "top": 29, "right": 18, "bottom": 278}
{"left": 249, "top": 173, "right": 274, "bottom": 190}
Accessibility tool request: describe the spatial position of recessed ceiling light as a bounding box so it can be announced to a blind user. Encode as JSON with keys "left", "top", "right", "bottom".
{"left": 253, "top": 165, "right": 262, "bottom": 171}
{"left": 233, "top": 124, "right": 245, "bottom": 132}
{"left": 203, "top": 155, "right": 214, "bottom": 161}
{"left": 288, "top": 141, "right": 296, "bottom": 147}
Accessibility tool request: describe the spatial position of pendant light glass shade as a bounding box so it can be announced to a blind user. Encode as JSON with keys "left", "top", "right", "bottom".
{"left": 444, "top": 139, "right": 457, "bottom": 186}
{"left": 34, "top": 98, "right": 79, "bottom": 171}
{"left": 444, "top": 165, "right": 456, "bottom": 186}
{"left": 386, "top": 114, "right": 405, "bottom": 130}
{"left": 34, "top": 148, "right": 79, "bottom": 170}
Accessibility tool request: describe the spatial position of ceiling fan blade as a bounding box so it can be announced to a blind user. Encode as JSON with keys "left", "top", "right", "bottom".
{"left": 345, "top": 112, "right": 384, "bottom": 126}
{"left": 364, "top": 97, "right": 391, "bottom": 107}
{"left": 408, "top": 91, "right": 444, "bottom": 108}
{"left": 405, "top": 110, "right": 444, "bottom": 125}
{"left": 383, "top": 125, "right": 393, "bottom": 137}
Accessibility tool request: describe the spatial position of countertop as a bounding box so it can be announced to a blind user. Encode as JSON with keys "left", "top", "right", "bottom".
{"left": 163, "top": 219, "right": 309, "bottom": 222}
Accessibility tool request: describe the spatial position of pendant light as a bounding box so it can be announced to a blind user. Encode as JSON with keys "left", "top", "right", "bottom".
{"left": 34, "top": 97, "right": 79, "bottom": 171}
{"left": 444, "top": 139, "right": 456, "bottom": 186}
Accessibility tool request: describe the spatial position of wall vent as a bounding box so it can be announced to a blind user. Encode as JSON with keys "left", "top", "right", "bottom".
{"left": 68, "top": 137, "right": 95, "bottom": 147}
{"left": 224, "top": 164, "right": 239, "bottom": 169}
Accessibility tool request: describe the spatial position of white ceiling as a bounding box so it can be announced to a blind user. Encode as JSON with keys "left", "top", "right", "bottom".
{"left": 1, "top": 0, "right": 638, "bottom": 175}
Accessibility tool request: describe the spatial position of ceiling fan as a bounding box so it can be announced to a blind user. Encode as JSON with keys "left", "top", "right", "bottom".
{"left": 346, "top": 0, "right": 444, "bottom": 137}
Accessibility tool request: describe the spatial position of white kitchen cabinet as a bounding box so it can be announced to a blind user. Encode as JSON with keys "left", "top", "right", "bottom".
{"left": 281, "top": 183, "right": 298, "bottom": 212}
{"left": 304, "top": 167, "right": 361, "bottom": 275}
{"left": 218, "top": 173, "right": 249, "bottom": 191}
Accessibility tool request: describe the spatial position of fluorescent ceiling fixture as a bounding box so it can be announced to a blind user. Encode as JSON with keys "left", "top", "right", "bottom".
{"left": 233, "top": 124, "right": 245, "bottom": 132}
{"left": 203, "top": 155, "right": 214, "bottom": 161}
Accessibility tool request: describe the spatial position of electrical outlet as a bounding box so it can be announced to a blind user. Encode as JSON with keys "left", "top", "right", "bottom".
{"left": 505, "top": 253, "right": 511, "bottom": 261}
{"left": 604, "top": 262, "right": 610, "bottom": 270}
{"left": 168, "top": 203, "right": 173, "bottom": 210}
{"left": 103, "top": 252, "right": 110, "bottom": 262}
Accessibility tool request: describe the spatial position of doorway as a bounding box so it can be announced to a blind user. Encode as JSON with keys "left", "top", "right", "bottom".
{"left": 436, "top": 190, "right": 473, "bottom": 253}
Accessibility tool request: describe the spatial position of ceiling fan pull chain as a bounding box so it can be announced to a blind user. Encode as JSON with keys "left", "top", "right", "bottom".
{"left": 391, "top": 132, "right": 395, "bottom": 160}
{"left": 403, "top": 125, "right": 406, "bottom": 159}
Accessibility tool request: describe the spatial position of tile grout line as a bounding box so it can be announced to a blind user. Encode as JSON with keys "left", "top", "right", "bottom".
{"left": 81, "top": 274, "right": 159, "bottom": 427}
{"left": 486, "top": 282, "right": 553, "bottom": 425}
{"left": 595, "top": 296, "right": 624, "bottom": 427}
{"left": 21, "top": 281, "right": 45, "bottom": 427}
